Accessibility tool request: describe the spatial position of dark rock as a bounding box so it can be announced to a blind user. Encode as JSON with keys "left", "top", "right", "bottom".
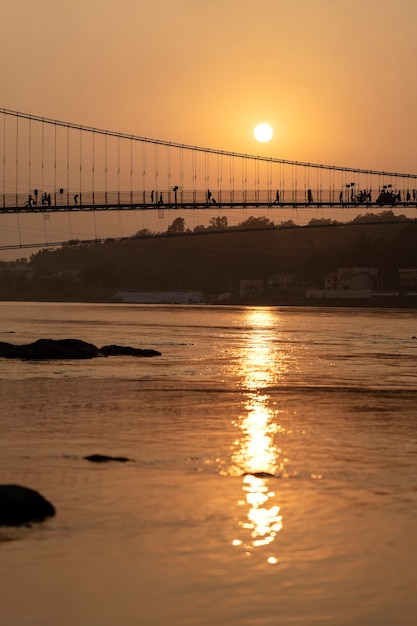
{"left": 0, "top": 341, "right": 20, "bottom": 358}
{"left": 84, "top": 454, "right": 132, "bottom": 463}
{"left": 100, "top": 344, "right": 161, "bottom": 357}
{"left": 0, "top": 338, "right": 99, "bottom": 360}
{"left": 0, "top": 484, "right": 56, "bottom": 526}
{"left": 243, "top": 471, "right": 276, "bottom": 478}
{"left": 0, "top": 339, "right": 161, "bottom": 360}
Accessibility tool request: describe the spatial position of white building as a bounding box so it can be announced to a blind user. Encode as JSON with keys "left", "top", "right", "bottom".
{"left": 267, "top": 274, "right": 295, "bottom": 291}
{"left": 239, "top": 279, "right": 264, "bottom": 299}
{"left": 336, "top": 267, "right": 378, "bottom": 292}
{"left": 307, "top": 267, "right": 378, "bottom": 299}
{"left": 399, "top": 268, "right": 417, "bottom": 292}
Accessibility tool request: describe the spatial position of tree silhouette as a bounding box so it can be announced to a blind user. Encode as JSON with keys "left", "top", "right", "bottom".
{"left": 236, "top": 216, "right": 275, "bottom": 229}
{"left": 167, "top": 217, "right": 185, "bottom": 233}
{"left": 208, "top": 216, "right": 228, "bottom": 230}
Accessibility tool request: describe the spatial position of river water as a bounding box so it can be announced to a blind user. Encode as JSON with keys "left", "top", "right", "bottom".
{"left": 0, "top": 302, "right": 416, "bottom": 626}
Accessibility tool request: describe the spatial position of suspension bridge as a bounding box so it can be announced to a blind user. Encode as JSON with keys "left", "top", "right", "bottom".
{"left": 1, "top": 107, "right": 417, "bottom": 251}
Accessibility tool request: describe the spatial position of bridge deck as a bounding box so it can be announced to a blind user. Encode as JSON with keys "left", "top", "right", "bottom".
{"left": 1, "top": 201, "right": 415, "bottom": 214}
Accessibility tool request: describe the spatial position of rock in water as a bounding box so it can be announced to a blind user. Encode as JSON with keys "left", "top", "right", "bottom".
{"left": 100, "top": 345, "right": 161, "bottom": 357}
{"left": 243, "top": 471, "right": 276, "bottom": 478}
{"left": 84, "top": 454, "right": 132, "bottom": 463}
{"left": 0, "top": 484, "right": 56, "bottom": 526}
{"left": 0, "top": 338, "right": 99, "bottom": 360}
{"left": 0, "top": 339, "right": 161, "bottom": 360}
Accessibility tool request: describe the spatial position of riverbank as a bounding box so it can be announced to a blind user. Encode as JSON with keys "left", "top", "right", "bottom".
{"left": 2, "top": 295, "right": 417, "bottom": 308}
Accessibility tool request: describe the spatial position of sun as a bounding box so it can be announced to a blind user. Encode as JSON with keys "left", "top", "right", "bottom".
{"left": 254, "top": 123, "right": 273, "bottom": 143}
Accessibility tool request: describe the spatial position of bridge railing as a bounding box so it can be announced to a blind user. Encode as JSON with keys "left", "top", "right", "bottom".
{"left": 2, "top": 188, "right": 417, "bottom": 211}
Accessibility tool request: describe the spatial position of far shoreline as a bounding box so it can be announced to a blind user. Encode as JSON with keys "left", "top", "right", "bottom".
{"left": 1, "top": 296, "right": 417, "bottom": 309}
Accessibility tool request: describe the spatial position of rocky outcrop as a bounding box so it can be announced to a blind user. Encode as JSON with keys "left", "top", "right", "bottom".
{"left": 0, "top": 484, "right": 56, "bottom": 526}
{"left": 0, "top": 339, "right": 161, "bottom": 360}
{"left": 84, "top": 454, "right": 132, "bottom": 463}
{"left": 0, "top": 338, "right": 98, "bottom": 360}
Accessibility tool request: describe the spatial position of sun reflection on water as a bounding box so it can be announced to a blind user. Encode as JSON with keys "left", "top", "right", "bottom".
{"left": 242, "top": 475, "right": 283, "bottom": 547}
{"left": 229, "top": 308, "right": 291, "bottom": 562}
{"left": 232, "top": 393, "right": 281, "bottom": 475}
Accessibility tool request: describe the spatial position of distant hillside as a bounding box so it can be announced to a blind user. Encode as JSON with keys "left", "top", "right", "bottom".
{"left": 19, "top": 218, "right": 417, "bottom": 299}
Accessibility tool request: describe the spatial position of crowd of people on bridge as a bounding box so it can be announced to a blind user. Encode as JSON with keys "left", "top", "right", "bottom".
{"left": 340, "top": 186, "right": 417, "bottom": 205}
{"left": 21, "top": 184, "right": 417, "bottom": 209}
{"left": 25, "top": 190, "right": 51, "bottom": 208}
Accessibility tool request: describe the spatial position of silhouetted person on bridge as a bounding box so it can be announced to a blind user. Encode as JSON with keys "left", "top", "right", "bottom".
{"left": 406, "top": 190, "right": 411, "bottom": 202}
{"left": 339, "top": 190, "right": 343, "bottom": 203}
{"left": 207, "top": 189, "right": 212, "bottom": 203}
{"left": 25, "top": 194, "right": 33, "bottom": 208}
{"left": 158, "top": 193, "right": 164, "bottom": 205}
{"left": 274, "top": 190, "right": 280, "bottom": 203}
{"left": 151, "top": 190, "right": 155, "bottom": 203}
{"left": 74, "top": 194, "right": 78, "bottom": 204}
{"left": 307, "top": 189, "right": 313, "bottom": 204}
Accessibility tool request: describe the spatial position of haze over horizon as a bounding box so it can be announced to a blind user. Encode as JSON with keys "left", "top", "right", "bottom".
{"left": 1, "top": 0, "right": 417, "bottom": 261}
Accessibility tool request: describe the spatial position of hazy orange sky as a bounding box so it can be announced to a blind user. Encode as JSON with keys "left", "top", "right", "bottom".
{"left": 3, "top": 0, "right": 417, "bottom": 174}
